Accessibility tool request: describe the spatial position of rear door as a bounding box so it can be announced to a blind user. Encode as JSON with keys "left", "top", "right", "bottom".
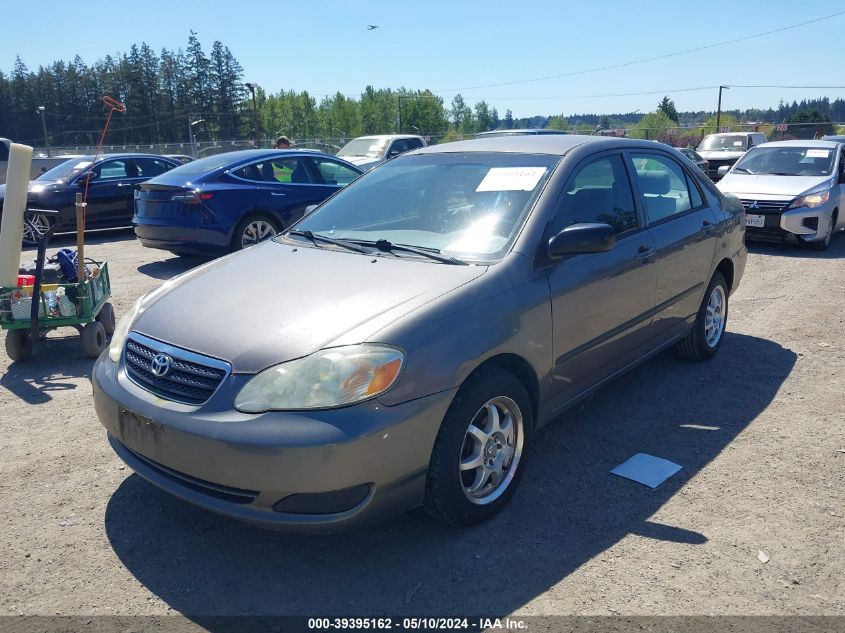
{"left": 629, "top": 151, "right": 717, "bottom": 341}
{"left": 546, "top": 151, "right": 658, "bottom": 409}
{"left": 238, "top": 156, "right": 329, "bottom": 226}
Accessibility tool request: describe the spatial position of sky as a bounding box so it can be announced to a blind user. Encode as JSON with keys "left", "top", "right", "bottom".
{"left": 4, "top": 0, "right": 845, "bottom": 119}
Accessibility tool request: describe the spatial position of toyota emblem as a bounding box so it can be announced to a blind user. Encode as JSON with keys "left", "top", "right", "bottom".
{"left": 151, "top": 354, "right": 172, "bottom": 377}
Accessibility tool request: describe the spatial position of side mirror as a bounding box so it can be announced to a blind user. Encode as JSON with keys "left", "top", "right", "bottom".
{"left": 304, "top": 204, "right": 318, "bottom": 215}
{"left": 76, "top": 172, "right": 95, "bottom": 185}
{"left": 547, "top": 223, "right": 615, "bottom": 258}
{"left": 387, "top": 149, "right": 402, "bottom": 158}
{"left": 717, "top": 165, "right": 731, "bottom": 177}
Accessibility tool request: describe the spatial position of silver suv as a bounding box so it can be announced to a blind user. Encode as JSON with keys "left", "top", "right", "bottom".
{"left": 336, "top": 134, "right": 427, "bottom": 171}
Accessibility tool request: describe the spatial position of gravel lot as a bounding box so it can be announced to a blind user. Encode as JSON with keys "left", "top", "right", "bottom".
{"left": 1, "top": 229, "right": 843, "bottom": 620}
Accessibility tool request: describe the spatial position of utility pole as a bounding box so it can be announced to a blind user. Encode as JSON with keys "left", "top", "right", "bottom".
{"left": 716, "top": 85, "right": 730, "bottom": 130}
{"left": 245, "top": 83, "right": 261, "bottom": 146}
{"left": 397, "top": 96, "right": 403, "bottom": 133}
{"left": 37, "top": 106, "right": 51, "bottom": 157}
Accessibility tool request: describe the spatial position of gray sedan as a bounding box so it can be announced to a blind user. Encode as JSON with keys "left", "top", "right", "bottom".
{"left": 93, "top": 135, "right": 746, "bottom": 531}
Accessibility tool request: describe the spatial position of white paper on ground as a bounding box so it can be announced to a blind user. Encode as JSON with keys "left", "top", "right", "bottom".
{"left": 610, "top": 453, "right": 682, "bottom": 489}
{"left": 476, "top": 167, "right": 547, "bottom": 192}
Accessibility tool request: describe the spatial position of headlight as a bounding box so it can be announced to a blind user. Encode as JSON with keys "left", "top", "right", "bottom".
{"left": 789, "top": 188, "right": 831, "bottom": 209}
{"left": 108, "top": 296, "right": 143, "bottom": 362}
{"left": 234, "top": 344, "right": 404, "bottom": 412}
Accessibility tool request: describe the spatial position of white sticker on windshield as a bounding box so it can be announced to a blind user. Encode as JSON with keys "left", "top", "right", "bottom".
{"left": 476, "top": 167, "right": 547, "bottom": 192}
{"left": 74, "top": 161, "right": 93, "bottom": 169}
{"left": 806, "top": 149, "right": 830, "bottom": 158}
{"left": 732, "top": 141, "right": 743, "bottom": 146}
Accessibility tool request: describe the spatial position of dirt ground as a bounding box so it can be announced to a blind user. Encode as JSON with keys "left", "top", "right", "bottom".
{"left": 1, "top": 229, "right": 843, "bottom": 621}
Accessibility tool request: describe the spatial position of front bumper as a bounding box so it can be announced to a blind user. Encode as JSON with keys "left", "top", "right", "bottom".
{"left": 745, "top": 203, "right": 836, "bottom": 244}
{"left": 93, "top": 353, "right": 457, "bottom": 532}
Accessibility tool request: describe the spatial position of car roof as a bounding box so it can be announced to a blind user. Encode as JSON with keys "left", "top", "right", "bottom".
{"left": 822, "top": 135, "right": 845, "bottom": 142}
{"left": 73, "top": 153, "right": 179, "bottom": 162}
{"left": 350, "top": 134, "right": 422, "bottom": 141}
{"left": 755, "top": 139, "right": 842, "bottom": 149}
{"left": 411, "top": 134, "right": 669, "bottom": 156}
{"left": 475, "top": 129, "right": 571, "bottom": 137}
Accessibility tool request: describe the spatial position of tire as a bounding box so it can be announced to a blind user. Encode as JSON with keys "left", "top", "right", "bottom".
{"left": 231, "top": 214, "right": 281, "bottom": 251}
{"left": 424, "top": 367, "right": 533, "bottom": 527}
{"left": 5, "top": 330, "right": 33, "bottom": 362}
{"left": 811, "top": 211, "right": 837, "bottom": 251}
{"left": 22, "top": 213, "right": 53, "bottom": 246}
{"left": 81, "top": 321, "right": 107, "bottom": 358}
{"left": 675, "top": 271, "right": 729, "bottom": 361}
{"left": 96, "top": 302, "right": 116, "bottom": 335}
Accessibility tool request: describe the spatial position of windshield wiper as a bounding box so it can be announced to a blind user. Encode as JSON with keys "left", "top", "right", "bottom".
{"left": 767, "top": 172, "right": 800, "bottom": 176}
{"left": 286, "top": 229, "right": 367, "bottom": 253}
{"left": 732, "top": 167, "right": 754, "bottom": 174}
{"left": 355, "top": 239, "right": 468, "bottom": 265}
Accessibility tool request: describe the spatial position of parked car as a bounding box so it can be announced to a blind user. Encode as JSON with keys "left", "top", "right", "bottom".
{"left": 717, "top": 139, "right": 845, "bottom": 250}
{"left": 336, "top": 134, "right": 426, "bottom": 171}
{"left": 94, "top": 135, "right": 746, "bottom": 531}
{"left": 475, "top": 129, "right": 571, "bottom": 137}
{"left": 676, "top": 147, "right": 709, "bottom": 174}
{"left": 0, "top": 153, "right": 180, "bottom": 243}
{"left": 697, "top": 132, "right": 767, "bottom": 180}
{"left": 133, "top": 149, "right": 363, "bottom": 254}
{"left": 163, "top": 154, "right": 195, "bottom": 164}
{"left": 0, "top": 138, "right": 85, "bottom": 184}
{"left": 822, "top": 135, "right": 845, "bottom": 144}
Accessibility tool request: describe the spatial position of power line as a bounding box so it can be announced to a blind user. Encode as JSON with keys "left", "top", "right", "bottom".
{"left": 433, "top": 10, "right": 845, "bottom": 93}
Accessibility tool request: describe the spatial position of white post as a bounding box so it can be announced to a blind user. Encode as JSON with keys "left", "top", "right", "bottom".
{"left": 0, "top": 143, "right": 33, "bottom": 287}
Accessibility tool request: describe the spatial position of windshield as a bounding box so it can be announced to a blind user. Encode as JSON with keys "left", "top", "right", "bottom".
{"left": 36, "top": 158, "right": 94, "bottom": 182}
{"left": 287, "top": 152, "right": 559, "bottom": 263}
{"left": 698, "top": 135, "right": 749, "bottom": 151}
{"left": 733, "top": 146, "right": 835, "bottom": 177}
{"left": 337, "top": 138, "right": 387, "bottom": 158}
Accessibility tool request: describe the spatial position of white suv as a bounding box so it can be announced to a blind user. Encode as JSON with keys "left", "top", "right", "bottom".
{"left": 697, "top": 132, "right": 767, "bottom": 180}
{"left": 336, "top": 135, "right": 427, "bottom": 171}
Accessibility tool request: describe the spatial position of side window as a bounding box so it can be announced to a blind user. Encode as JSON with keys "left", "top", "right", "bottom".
{"left": 94, "top": 160, "right": 127, "bottom": 180}
{"left": 686, "top": 173, "right": 704, "bottom": 208}
{"left": 406, "top": 138, "right": 424, "bottom": 150}
{"left": 631, "top": 154, "right": 693, "bottom": 224}
{"left": 554, "top": 154, "right": 637, "bottom": 235}
{"left": 389, "top": 139, "right": 410, "bottom": 156}
{"left": 0, "top": 143, "right": 9, "bottom": 161}
{"left": 135, "top": 157, "right": 172, "bottom": 178}
{"left": 310, "top": 158, "right": 360, "bottom": 186}
{"left": 232, "top": 158, "right": 313, "bottom": 184}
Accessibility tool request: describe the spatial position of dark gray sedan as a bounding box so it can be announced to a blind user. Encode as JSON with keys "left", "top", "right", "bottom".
{"left": 93, "top": 135, "right": 746, "bottom": 531}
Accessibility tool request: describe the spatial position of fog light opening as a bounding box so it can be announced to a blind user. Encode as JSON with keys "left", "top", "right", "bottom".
{"left": 802, "top": 217, "right": 819, "bottom": 231}
{"left": 273, "top": 484, "right": 372, "bottom": 515}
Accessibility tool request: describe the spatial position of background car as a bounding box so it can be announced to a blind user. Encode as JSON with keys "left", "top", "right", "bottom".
{"left": 475, "top": 129, "right": 572, "bottom": 137}
{"left": 133, "top": 149, "right": 363, "bottom": 254}
{"left": 336, "top": 134, "right": 426, "bottom": 171}
{"left": 676, "top": 147, "right": 709, "bottom": 174}
{"left": 163, "top": 154, "right": 195, "bottom": 164}
{"left": 696, "top": 132, "right": 767, "bottom": 180}
{"left": 717, "top": 139, "right": 845, "bottom": 250}
{"left": 0, "top": 153, "right": 180, "bottom": 243}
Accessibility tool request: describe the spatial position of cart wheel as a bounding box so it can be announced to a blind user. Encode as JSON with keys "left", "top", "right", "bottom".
{"left": 81, "top": 321, "right": 107, "bottom": 358}
{"left": 96, "top": 302, "right": 116, "bottom": 335}
{"left": 5, "top": 330, "right": 34, "bottom": 362}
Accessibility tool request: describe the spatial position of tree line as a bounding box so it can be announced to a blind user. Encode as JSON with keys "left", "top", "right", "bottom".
{"left": 2, "top": 34, "right": 844, "bottom": 150}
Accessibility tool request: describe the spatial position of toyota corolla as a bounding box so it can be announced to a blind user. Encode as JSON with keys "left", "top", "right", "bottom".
{"left": 93, "top": 135, "right": 746, "bottom": 531}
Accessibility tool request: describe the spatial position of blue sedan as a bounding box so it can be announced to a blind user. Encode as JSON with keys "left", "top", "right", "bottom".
{"left": 133, "top": 150, "right": 363, "bottom": 254}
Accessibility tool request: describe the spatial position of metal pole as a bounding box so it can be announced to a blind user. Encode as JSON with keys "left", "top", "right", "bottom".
{"left": 188, "top": 117, "right": 196, "bottom": 158}
{"left": 252, "top": 91, "right": 260, "bottom": 146}
{"left": 75, "top": 193, "right": 86, "bottom": 282}
{"left": 716, "top": 85, "right": 729, "bottom": 130}
{"left": 38, "top": 107, "right": 51, "bottom": 157}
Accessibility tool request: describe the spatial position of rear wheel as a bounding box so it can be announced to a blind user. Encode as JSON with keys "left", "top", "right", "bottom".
{"left": 5, "top": 329, "right": 34, "bottom": 361}
{"left": 232, "top": 215, "right": 280, "bottom": 251}
{"left": 81, "top": 321, "right": 107, "bottom": 358}
{"left": 22, "top": 213, "right": 53, "bottom": 245}
{"left": 675, "top": 271, "right": 728, "bottom": 361}
{"left": 424, "top": 367, "right": 532, "bottom": 526}
{"left": 96, "top": 302, "right": 116, "bottom": 335}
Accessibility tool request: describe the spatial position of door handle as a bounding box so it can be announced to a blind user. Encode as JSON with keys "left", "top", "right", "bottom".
{"left": 702, "top": 220, "right": 716, "bottom": 232}
{"left": 117, "top": 182, "right": 133, "bottom": 187}
{"left": 635, "top": 245, "right": 656, "bottom": 264}
{"left": 270, "top": 192, "right": 287, "bottom": 197}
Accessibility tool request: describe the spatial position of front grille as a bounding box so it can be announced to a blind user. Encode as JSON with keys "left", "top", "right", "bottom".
{"left": 119, "top": 439, "right": 259, "bottom": 505}
{"left": 739, "top": 198, "right": 792, "bottom": 213}
{"left": 124, "top": 335, "right": 229, "bottom": 405}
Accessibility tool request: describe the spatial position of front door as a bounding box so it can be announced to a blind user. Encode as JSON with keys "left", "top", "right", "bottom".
{"left": 546, "top": 152, "right": 658, "bottom": 409}
{"left": 81, "top": 158, "right": 142, "bottom": 228}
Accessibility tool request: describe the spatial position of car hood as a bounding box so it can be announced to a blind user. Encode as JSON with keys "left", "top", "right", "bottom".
{"left": 697, "top": 150, "right": 746, "bottom": 161}
{"left": 132, "top": 240, "right": 488, "bottom": 373}
{"left": 338, "top": 156, "right": 381, "bottom": 168}
{"left": 717, "top": 174, "right": 833, "bottom": 198}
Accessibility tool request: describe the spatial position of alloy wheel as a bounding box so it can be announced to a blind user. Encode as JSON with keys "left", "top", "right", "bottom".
{"left": 704, "top": 285, "right": 726, "bottom": 348}
{"left": 23, "top": 213, "right": 51, "bottom": 245}
{"left": 460, "top": 396, "right": 524, "bottom": 505}
{"left": 241, "top": 219, "right": 277, "bottom": 248}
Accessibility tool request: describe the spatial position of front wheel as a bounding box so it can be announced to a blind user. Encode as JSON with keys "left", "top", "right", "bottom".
{"left": 5, "top": 329, "right": 34, "bottom": 361}
{"left": 424, "top": 367, "right": 532, "bottom": 526}
{"left": 811, "top": 211, "right": 837, "bottom": 251}
{"left": 22, "top": 213, "right": 53, "bottom": 245}
{"left": 81, "top": 321, "right": 107, "bottom": 358}
{"left": 675, "top": 271, "right": 729, "bottom": 361}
